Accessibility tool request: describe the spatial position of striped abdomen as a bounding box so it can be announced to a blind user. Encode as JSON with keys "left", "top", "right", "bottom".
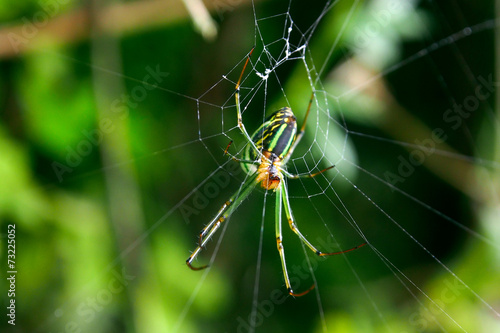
{"left": 246, "top": 107, "right": 297, "bottom": 161}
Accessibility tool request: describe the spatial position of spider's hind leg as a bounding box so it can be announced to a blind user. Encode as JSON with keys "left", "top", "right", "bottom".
{"left": 186, "top": 174, "right": 259, "bottom": 270}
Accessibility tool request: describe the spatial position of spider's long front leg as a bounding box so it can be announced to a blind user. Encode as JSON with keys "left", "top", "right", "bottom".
{"left": 234, "top": 48, "right": 262, "bottom": 156}
{"left": 186, "top": 174, "right": 258, "bottom": 270}
{"left": 275, "top": 183, "right": 315, "bottom": 297}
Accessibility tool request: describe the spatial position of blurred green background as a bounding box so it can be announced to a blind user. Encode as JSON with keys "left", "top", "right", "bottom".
{"left": 0, "top": 0, "right": 499, "bottom": 332}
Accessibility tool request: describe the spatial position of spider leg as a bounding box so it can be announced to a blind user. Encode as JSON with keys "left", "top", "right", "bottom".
{"left": 281, "top": 179, "right": 367, "bottom": 257}
{"left": 234, "top": 48, "right": 262, "bottom": 157}
{"left": 282, "top": 165, "right": 335, "bottom": 179}
{"left": 186, "top": 173, "right": 258, "bottom": 270}
{"left": 275, "top": 183, "right": 315, "bottom": 297}
{"left": 196, "top": 199, "right": 232, "bottom": 247}
{"left": 223, "top": 140, "right": 259, "bottom": 166}
{"left": 226, "top": 154, "right": 259, "bottom": 167}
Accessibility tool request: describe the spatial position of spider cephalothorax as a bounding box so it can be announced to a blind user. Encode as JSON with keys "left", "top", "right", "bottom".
{"left": 256, "top": 151, "right": 283, "bottom": 190}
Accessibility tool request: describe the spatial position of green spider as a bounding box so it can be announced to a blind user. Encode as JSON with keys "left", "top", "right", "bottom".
{"left": 187, "top": 49, "right": 366, "bottom": 296}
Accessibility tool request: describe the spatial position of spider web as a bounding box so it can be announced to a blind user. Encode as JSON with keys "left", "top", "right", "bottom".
{"left": 170, "top": 1, "right": 500, "bottom": 332}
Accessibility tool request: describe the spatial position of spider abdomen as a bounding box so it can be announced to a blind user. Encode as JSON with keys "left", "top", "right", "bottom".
{"left": 246, "top": 107, "right": 297, "bottom": 162}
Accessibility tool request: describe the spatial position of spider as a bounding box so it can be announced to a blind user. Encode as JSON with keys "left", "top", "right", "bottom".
{"left": 186, "top": 48, "right": 366, "bottom": 297}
